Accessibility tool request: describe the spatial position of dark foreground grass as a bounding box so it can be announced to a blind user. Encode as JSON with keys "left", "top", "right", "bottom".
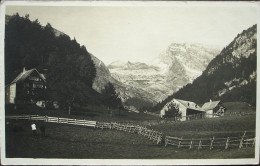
{"left": 6, "top": 120, "right": 255, "bottom": 159}
{"left": 5, "top": 104, "right": 158, "bottom": 122}
{"left": 152, "top": 114, "right": 256, "bottom": 138}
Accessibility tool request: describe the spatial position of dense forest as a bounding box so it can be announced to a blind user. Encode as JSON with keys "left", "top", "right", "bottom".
{"left": 151, "top": 25, "right": 257, "bottom": 112}
{"left": 5, "top": 14, "right": 120, "bottom": 108}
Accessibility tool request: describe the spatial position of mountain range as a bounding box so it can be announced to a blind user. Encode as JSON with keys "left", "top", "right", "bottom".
{"left": 91, "top": 55, "right": 156, "bottom": 106}
{"left": 6, "top": 14, "right": 256, "bottom": 111}
{"left": 108, "top": 43, "right": 219, "bottom": 102}
{"left": 152, "top": 24, "right": 257, "bottom": 112}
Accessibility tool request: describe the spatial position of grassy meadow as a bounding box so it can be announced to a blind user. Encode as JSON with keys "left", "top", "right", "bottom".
{"left": 5, "top": 120, "right": 255, "bottom": 159}
{"left": 5, "top": 101, "right": 256, "bottom": 159}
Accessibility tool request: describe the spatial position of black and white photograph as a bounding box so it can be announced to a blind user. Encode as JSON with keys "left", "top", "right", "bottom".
{"left": 0, "top": 1, "right": 259, "bottom": 165}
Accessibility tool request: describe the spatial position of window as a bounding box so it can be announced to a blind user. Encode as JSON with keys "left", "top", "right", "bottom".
{"left": 29, "top": 76, "right": 39, "bottom": 81}
{"left": 33, "top": 83, "right": 44, "bottom": 89}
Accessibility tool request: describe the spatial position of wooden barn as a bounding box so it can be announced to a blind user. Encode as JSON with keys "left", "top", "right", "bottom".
{"left": 5, "top": 68, "right": 46, "bottom": 104}
{"left": 202, "top": 100, "right": 226, "bottom": 118}
{"left": 160, "top": 98, "right": 204, "bottom": 121}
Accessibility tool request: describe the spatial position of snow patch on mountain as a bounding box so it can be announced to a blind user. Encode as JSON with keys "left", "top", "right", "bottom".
{"left": 108, "top": 43, "right": 219, "bottom": 102}
{"left": 91, "top": 55, "right": 157, "bottom": 104}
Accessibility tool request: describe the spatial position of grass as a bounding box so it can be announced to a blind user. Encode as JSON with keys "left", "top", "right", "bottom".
{"left": 5, "top": 104, "right": 158, "bottom": 122}
{"left": 4, "top": 101, "right": 256, "bottom": 159}
{"left": 223, "top": 102, "right": 256, "bottom": 113}
{"left": 152, "top": 114, "right": 256, "bottom": 138}
{"left": 5, "top": 120, "right": 255, "bottom": 159}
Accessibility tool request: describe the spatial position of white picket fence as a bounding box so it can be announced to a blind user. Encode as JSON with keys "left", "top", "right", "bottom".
{"left": 6, "top": 115, "right": 96, "bottom": 127}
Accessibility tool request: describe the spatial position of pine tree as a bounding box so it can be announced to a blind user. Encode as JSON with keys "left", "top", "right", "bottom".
{"left": 101, "top": 82, "right": 122, "bottom": 110}
{"left": 164, "top": 103, "right": 182, "bottom": 120}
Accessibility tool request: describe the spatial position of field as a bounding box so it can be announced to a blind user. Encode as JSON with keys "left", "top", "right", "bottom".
{"left": 6, "top": 120, "right": 255, "bottom": 159}
{"left": 5, "top": 102, "right": 257, "bottom": 159}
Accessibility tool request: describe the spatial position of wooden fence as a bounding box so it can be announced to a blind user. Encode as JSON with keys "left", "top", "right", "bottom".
{"left": 6, "top": 115, "right": 97, "bottom": 127}
{"left": 165, "top": 131, "right": 255, "bottom": 150}
{"left": 6, "top": 115, "right": 162, "bottom": 144}
{"left": 6, "top": 115, "right": 255, "bottom": 149}
{"left": 95, "top": 122, "right": 163, "bottom": 144}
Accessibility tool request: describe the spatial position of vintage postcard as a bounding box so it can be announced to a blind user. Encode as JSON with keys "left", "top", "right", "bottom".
{"left": 0, "top": 0, "right": 259, "bottom": 165}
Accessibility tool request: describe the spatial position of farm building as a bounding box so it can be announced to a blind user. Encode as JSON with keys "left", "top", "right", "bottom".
{"left": 202, "top": 100, "right": 226, "bottom": 118}
{"left": 5, "top": 68, "right": 46, "bottom": 104}
{"left": 124, "top": 105, "right": 140, "bottom": 113}
{"left": 160, "top": 98, "right": 204, "bottom": 121}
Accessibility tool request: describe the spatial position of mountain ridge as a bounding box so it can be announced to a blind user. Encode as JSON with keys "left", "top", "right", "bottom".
{"left": 109, "top": 42, "right": 220, "bottom": 102}
{"left": 152, "top": 24, "right": 257, "bottom": 112}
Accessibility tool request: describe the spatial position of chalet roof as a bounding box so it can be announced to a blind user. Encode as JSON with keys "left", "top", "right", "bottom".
{"left": 202, "top": 100, "right": 221, "bottom": 110}
{"left": 11, "top": 68, "right": 46, "bottom": 84}
{"left": 161, "top": 98, "right": 204, "bottom": 112}
{"left": 175, "top": 99, "right": 204, "bottom": 112}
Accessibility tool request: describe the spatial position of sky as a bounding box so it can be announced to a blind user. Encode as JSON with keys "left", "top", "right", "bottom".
{"left": 6, "top": 4, "right": 257, "bottom": 65}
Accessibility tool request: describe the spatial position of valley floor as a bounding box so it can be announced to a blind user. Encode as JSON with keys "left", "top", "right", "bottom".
{"left": 4, "top": 102, "right": 256, "bottom": 159}
{"left": 5, "top": 117, "right": 255, "bottom": 159}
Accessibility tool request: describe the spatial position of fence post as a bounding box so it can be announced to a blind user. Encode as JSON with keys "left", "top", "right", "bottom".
{"left": 165, "top": 136, "right": 168, "bottom": 147}
{"left": 148, "top": 129, "right": 151, "bottom": 138}
{"left": 178, "top": 136, "right": 183, "bottom": 149}
{"left": 114, "top": 122, "right": 117, "bottom": 130}
{"left": 225, "top": 137, "right": 229, "bottom": 149}
{"left": 210, "top": 136, "right": 214, "bottom": 150}
{"left": 252, "top": 137, "right": 255, "bottom": 147}
{"left": 239, "top": 131, "right": 246, "bottom": 148}
{"left": 189, "top": 138, "right": 193, "bottom": 149}
{"left": 198, "top": 139, "right": 202, "bottom": 150}
{"left": 157, "top": 135, "right": 161, "bottom": 145}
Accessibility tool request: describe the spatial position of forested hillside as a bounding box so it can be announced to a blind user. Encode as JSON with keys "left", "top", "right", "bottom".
{"left": 151, "top": 24, "right": 257, "bottom": 112}
{"left": 5, "top": 14, "right": 101, "bottom": 107}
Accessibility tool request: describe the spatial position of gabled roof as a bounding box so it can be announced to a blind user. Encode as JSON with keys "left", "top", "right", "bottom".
{"left": 11, "top": 68, "right": 46, "bottom": 84}
{"left": 161, "top": 98, "right": 204, "bottom": 112}
{"left": 202, "top": 100, "right": 221, "bottom": 110}
{"left": 175, "top": 99, "right": 204, "bottom": 112}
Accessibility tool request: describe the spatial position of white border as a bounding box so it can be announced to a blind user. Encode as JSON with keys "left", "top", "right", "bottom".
{"left": 0, "top": 1, "right": 259, "bottom": 165}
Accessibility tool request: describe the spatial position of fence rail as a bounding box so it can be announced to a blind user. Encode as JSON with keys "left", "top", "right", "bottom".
{"left": 165, "top": 131, "right": 255, "bottom": 150}
{"left": 6, "top": 115, "right": 255, "bottom": 150}
{"left": 96, "top": 122, "right": 163, "bottom": 144}
{"left": 6, "top": 115, "right": 97, "bottom": 127}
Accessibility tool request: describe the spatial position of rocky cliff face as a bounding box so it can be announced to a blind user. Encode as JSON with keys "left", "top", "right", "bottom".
{"left": 160, "top": 43, "right": 219, "bottom": 81}
{"left": 108, "top": 43, "right": 219, "bottom": 102}
{"left": 91, "top": 55, "right": 156, "bottom": 104}
{"left": 168, "top": 24, "right": 257, "bottom": 106}
{"left": 205, "top": 25, "right": 257, "bottom": 100}
{"left": 206, "top": 25, "right": 257, "bottom": 75}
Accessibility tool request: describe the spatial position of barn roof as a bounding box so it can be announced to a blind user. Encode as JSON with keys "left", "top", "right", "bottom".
{"left": 202, "top": 100, "right": 221, "bottom": 110}
{"left": 161, "top": 98, "right": 204, "bottom": 112}
{"left": 175, "top": 99, "right": 204, "bottom": 112}
{"left": 11, "top": 68, "right": 46, "bottom": 84}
